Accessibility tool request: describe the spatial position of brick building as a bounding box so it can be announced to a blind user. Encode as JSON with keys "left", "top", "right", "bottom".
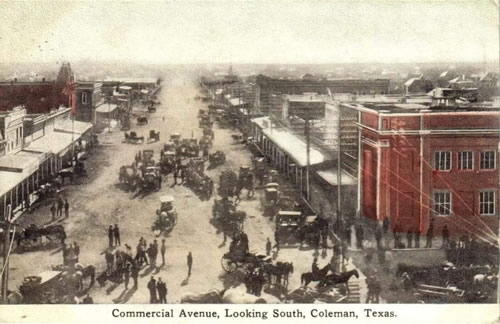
{"left": 347, "top": 101, "right": 499, "bottom": 241}
{"left": 255, "top": 74, "right": 391, "bottom": 115}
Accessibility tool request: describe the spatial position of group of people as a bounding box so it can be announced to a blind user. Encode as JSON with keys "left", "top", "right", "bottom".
{"left": 50, "top": 197, "right": 70, "bottom": 221}
{"left": 135, "top": 237, "right": 167, "bottom": 268}
{"left": 147, "top": 276, "right": 168, "bottom": 303}
{"left": 102, "top": 248, "right": 139, "bottom": 290}
{"left": 108, "top": 224, "right": 121, "bottom": 247}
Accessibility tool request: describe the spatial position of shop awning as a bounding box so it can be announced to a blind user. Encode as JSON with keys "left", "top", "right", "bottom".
{"left": 316, "top": 169, "right": 357, "bottom": 186}
{"left": 96, "top": 104, "right": 119, "bottom": 114}
{"left": 54, "top": 119, "right": 93, "bottom": 135}
{"left": 0, "top": 169, "right": 34, "bottom": 198}
{"left": 262, "top": 127, "right": 335, "bottom": 167}
{"left": 0, "top": 152, "right": 39, "bottom": 173}
{"left": 26, "top": 131, "right": 75, "bottom": 156}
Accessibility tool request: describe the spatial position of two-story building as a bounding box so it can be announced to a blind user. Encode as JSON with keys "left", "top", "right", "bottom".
{"left": 347, "top": 100, "right": 499, "bottom": 242}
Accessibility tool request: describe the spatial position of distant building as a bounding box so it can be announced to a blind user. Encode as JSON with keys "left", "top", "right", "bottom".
{"left": 74, "top": 82, "right": 103, "bottom": 124}
{"left": 255, "top": 74, "right": 391, "bottom": 115}
{"left": 404, "top": 75, "right": 434, "bottom": 95}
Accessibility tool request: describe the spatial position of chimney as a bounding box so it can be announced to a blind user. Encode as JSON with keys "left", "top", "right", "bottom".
{"left": 14, "top": 78, "right": 17, "bottom": 83}
{"left": 42, "top": 77, "right": 46, "bottom": 82}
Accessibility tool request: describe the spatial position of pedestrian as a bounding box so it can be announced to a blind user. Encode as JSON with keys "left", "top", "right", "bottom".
{"left": 344, "top": 223, "right": 352, "bottom": 246}
{"left": 442, "top": 225, "right": 449, "bottom": 248}
{"left": 57, "top": 197, "right": 64, "bottom": 217}
{"left": 64, "top": 199, "right": 70, "bottom": 218}
{"left": 273, "top": 230, "right": 280, "bottom": 252}
{"left": 425, "top": 219, "right": 434, "bottom": 248}
{"left": 147, "top": 276, "right": 158, "bottom": 303}
{"left": 374, "top": 225, "right": 382, "bottom": 250}
{"left": 160, "top": 239, "right": 166, "bottom": 266}
{"left": 123, "top": 263, "right": 130, "bottom": 289}
{"left": 265, "top": 238, "right": 271, "bottom": 256}
{"left": 406, "top": 230, "right": 413, "bottom": 249}
{"left": 414, "top": 227, "right": 421, "bottom": 248}
{"left": 173, "top": 166, "right": 178, "bottom": 185}
{"left": 157, "top": 277, "right": 167, "bottom": 303}
{"left": 113, "top": 224, "right": 121, "bottom": 246}
{"left": 187, "top": 252, "right": 193, "bottom": 277}
{"left": 73, "top": 242, "right": 80, "bottom": 263}
{"left": 393, "top": 224, "right": 401, "bottom": 249}
{"left": 131, "top": 263, "right": 139, "bottom": 289}
{"left": 50, "top": 203, "right": 57, "bottom": 221}
{"left": 147, "top": 244, "right": 156, "bottom": 267}
{"left": 108, "top": 225, "right": 114, "bottom": 248}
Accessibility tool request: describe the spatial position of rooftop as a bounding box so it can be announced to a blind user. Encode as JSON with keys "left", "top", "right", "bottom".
{"left": 343, "top": 101, "right": 500, "bottom": 114}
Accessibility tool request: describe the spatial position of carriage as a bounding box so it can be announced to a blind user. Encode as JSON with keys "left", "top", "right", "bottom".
{"left": 58, "top": 161, "right": 87, "bottom": 184}
{"left": 212, "top": 197, "right": 246, "bottom": 235}
{"left": 160, "top": 151, "right": 175, "bottom": 175}
{"left": 148, "top": 130, "right": 160, "bottom": 143}
{"left": 124, "top": 131, "right": 145, "bottom": 144}
{"left": 141, "top": 166, "right": 161, "bottom": 191}
{"left": 220, "top": 241, "right": 270, "bottom": 274}
{"left": 262, "top": 183, "right": 280, "bottom": 215}
{"left": 18, "top": 270, "right": 66, "bottom": 303}
{"left": 202, "top": 127, "right": 214, "bottom": 140}
{"left": 152, "top": 195, "right": 178, "bottom": 235}
{"left": 218, "top": 169, "right": 238, "bottom": 198}
{"left": 170, "top": 133, "right": 181, "bottom": 144}
{"left": 208, "top": 151, "right": 225, "bottom": 167}
{"left": 118, "top": 165, "right": 138, "bottom": 191}
{"left": 16, "top": 224, "right": 66, "bottom": 252}
{"left": 147, "top": 104, "right": 157, "bottom": 113}
{"left": 199, "top": 115, "right": 212, "bottom": 128}
{"left": 137, "top": 115, "right": 148, "bottom": 125}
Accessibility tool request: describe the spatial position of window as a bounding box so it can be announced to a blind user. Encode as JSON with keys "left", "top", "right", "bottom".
{"left": 480, "top": 151, "right": 496, "bottom": 170}
{"left": 433, "top": 191, "right": 451, "bottom": 216}
{"left": 434, "top": 151, "right": 451, "bottom": 170}
{"left": 458, "top": 151, "right": 473, "bottom": 170}
{"left": 82, "top": 92, "right": 88, "bottom": 104}
{"left": 480, "top": 191, "right": 495, "bottom": 215}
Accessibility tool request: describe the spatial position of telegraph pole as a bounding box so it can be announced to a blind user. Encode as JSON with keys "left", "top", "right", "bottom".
{"left": 305, "top": 104, "right": 311, "bottom": 201}
{"left": 1, "top": 204, "right": 12, "bottom": 303}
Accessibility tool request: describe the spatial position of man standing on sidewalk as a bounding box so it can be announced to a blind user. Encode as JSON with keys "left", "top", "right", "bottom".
{"left": 57, "top": 197, "right": 64, "bottom": 218}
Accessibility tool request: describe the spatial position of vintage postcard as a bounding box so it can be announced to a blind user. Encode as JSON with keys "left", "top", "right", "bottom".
{"left": 0, "top": 0, "right": 498, "bottom": 323}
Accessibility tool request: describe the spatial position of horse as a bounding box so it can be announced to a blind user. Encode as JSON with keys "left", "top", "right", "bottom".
{"left": 318, "top": 269, "right": 360, "bottom": 294}
{"left": 263, "top": 262, "right": 294, "bottom": 288}
{"left": 301, "top": 264, "right": 331, "bottom": 287}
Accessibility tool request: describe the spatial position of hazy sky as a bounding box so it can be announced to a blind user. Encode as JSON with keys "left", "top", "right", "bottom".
{"left": 0, "top": 0, "right": 498, "bottom": 64}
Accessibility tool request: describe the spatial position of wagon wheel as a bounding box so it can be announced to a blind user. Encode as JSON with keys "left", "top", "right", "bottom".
{"left": 221, "top": 255, "right": 239, "bottom": 273}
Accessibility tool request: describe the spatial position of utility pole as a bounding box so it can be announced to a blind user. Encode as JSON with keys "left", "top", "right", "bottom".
{"left": 305, "top": 102, "right": 311, "bottom": 201}
{"left": 1, "top": 204, "right": 12, "bottom": 303}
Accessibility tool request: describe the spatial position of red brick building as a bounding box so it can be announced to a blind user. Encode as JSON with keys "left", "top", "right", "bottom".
{"left": 347, "top": 101, "right": 499, "bottom": 241}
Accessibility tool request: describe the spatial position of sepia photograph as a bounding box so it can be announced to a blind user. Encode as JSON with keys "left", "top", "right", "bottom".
{"left": 0, "top": 0, "right": 498, "bottom": 317}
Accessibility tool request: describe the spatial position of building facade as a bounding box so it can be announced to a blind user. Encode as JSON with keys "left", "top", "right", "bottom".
{"left": 350, "top": 101, "right": 499, "bottom": 241}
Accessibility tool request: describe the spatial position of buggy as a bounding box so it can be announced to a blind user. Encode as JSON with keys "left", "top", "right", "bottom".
{"left": 148, "top": 130, "right": 160, "bottom": 143}
{"left": 152, "top": 195, "right": 177, "bottom": 235}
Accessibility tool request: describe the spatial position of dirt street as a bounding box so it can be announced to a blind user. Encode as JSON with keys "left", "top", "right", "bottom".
{"left": 7, "top": 70, "right": 364, "bottom": 303}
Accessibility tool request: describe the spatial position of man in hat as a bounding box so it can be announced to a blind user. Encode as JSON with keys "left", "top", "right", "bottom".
{"left": 147, "top": 276, "right": 157, "bottom": 303}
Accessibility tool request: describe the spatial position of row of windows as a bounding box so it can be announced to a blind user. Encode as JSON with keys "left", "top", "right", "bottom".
{"left": 434, "top": 151, "right": 496, "bottom": 171}
{"left": 433, "top": 190, "right": 496, "bottom": 216}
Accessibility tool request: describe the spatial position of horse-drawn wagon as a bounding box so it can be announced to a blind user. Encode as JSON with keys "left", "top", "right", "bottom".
{"left": 199, "top": 115, "right": 212, "bottom": 128}
{"left": 212, "top": 197, "right": 246, "bottom": 236}
{"left": 119, "top": 165, "right": 138, "bottom": 191}
{"left": 16, "top": 224, "right": 66, "bottom": 252}
{"left": 137, "top": 115, "right": 148, "bottom": 125}
{"left": 141, "top": 166, "right": 161, "bottom": 191}
{"left": 124, "top": 131, "right": 144, "bottom": 144}
{"left": 148, "top": 130, "right": 160, "bottom": 143}
{"left": 208, "top": 151, "right": 225, "bottom": 168}
{"left": 152, "top": 195, "right": 177, "bottom": 235}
